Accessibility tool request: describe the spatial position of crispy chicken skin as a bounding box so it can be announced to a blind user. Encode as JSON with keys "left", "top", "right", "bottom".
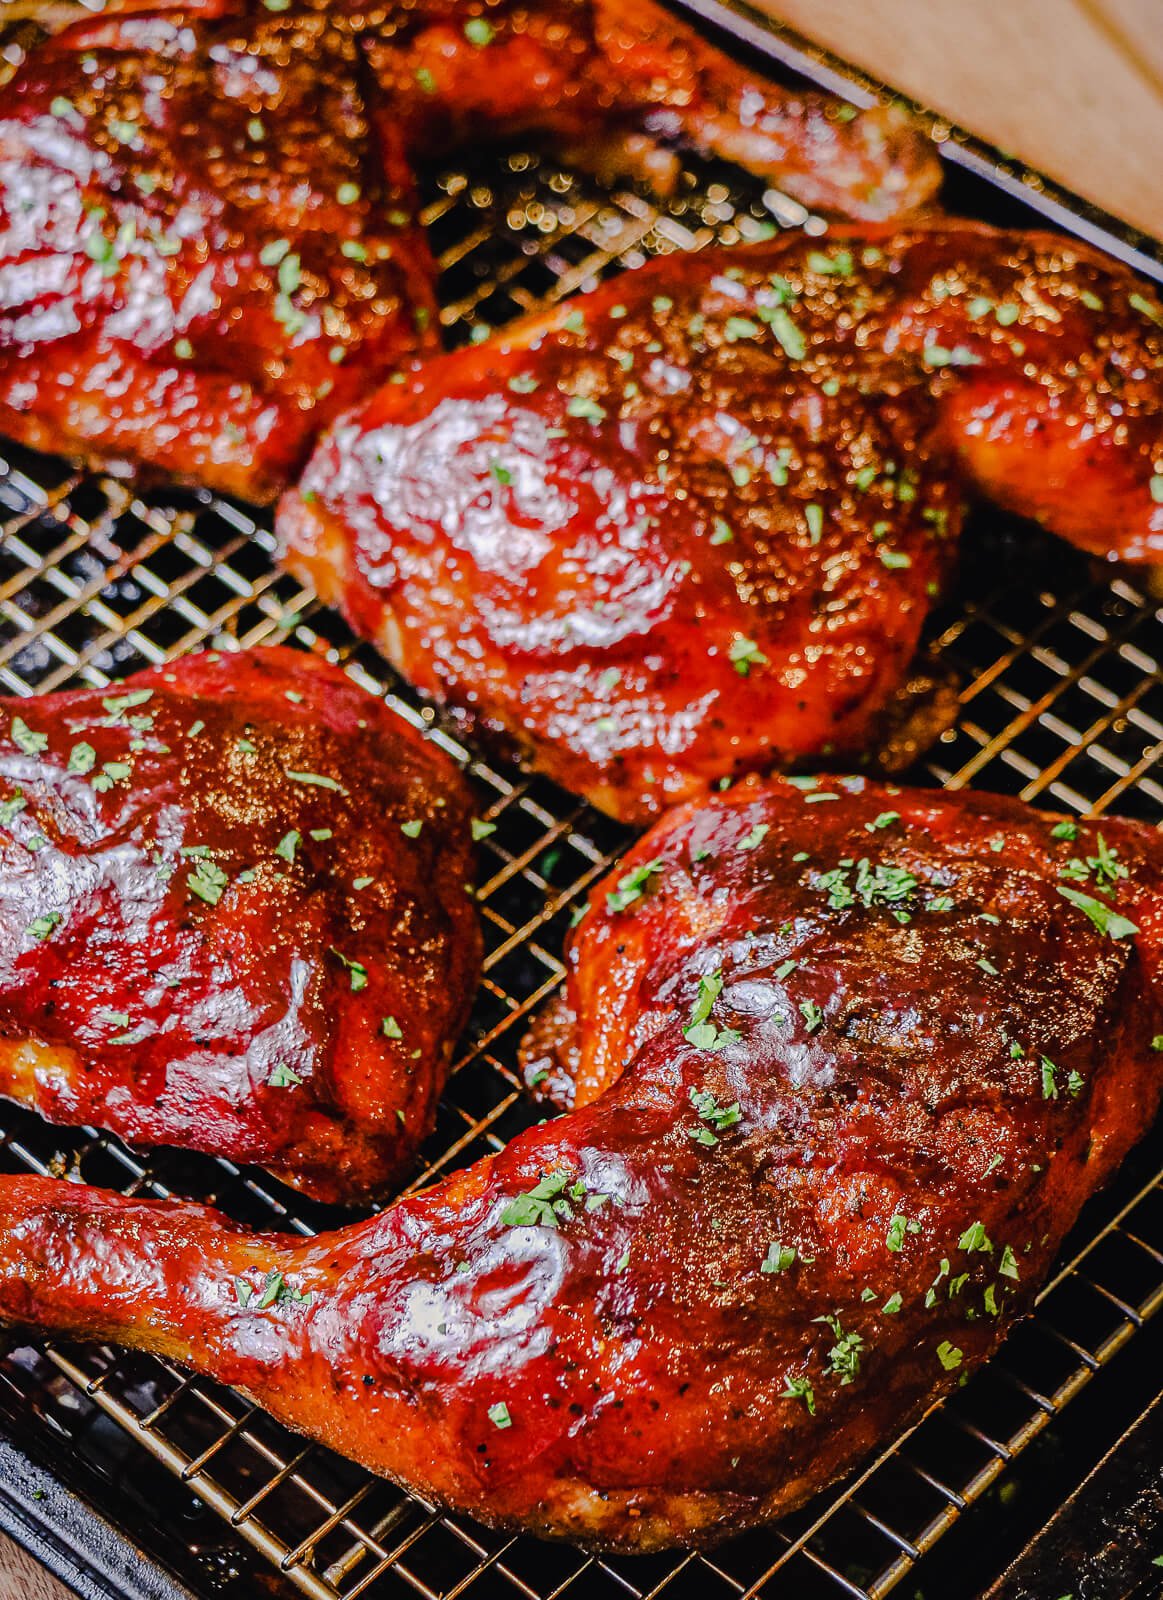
{"left": 281, "top": 223, "right": 1163, "bottom": 823}
{"left": 0, "top": 647, "right": 481, "bottom": 1202}
{"left": 0, "top": 0, "right": 938, "bottom": 498}
{"left": 0, "top": 775, "right": 1158, "bottom": 1550}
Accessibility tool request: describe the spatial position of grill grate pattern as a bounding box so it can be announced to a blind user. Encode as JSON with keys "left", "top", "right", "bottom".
{"left": 0, "top": 134, "right": 1161, "bottom": 1600}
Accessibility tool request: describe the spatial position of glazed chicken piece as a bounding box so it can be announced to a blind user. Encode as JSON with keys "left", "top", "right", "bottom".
{"left": 0, "top": 775, "right": 1158, "bottom": 1551}
{"left": 351, "top": 0, "right": 940, "bottom": 218}
{"left": 0, "top": 648, "right": 481, "bottom": 1203}
{"left": 0, "top": 0, "right": 938, "bottom": 499}
{"left": 282, "top": 223, "right": 1163, "bottom": 823}
{"left": 0, "top": 2, "right": 441, "bottom": 502}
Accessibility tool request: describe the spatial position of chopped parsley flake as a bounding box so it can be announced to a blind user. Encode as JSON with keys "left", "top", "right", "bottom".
{"left": 688, "top": 1085, "right": 742, "bottom": 1144}
{"left": 268, "top": 1063, "right": 303, "bottom": 1088}
{"left": 724, "top": 315, "right": 761, "bottom": 342}
{"left": 274, "top": 830, "right": 300, "bottom": 863}
{"left": 1057, "top": 884, "right": 1138, "bottom": 940}
{"left": 606, "top": 856, "right": 663, "bottom": 913}
{"left": 1051, "top": 820, "right": 1079, "bottom": 840}
{"left": 728, "top": 636, "right": 767, "bottom": 676}
{"left": 11, "top": 718, "right": 47, "bottom": 756}
{"left": 331, "top": 949, "right": 368, "bottom": 992}
{"left": 487, "top": 1401, "right": 511, "bottom": 1428}
{"left": 886, "top": 1213, "right": 920, "bottom": 1252}
{"left": 807, "top": 249, "right": 854, "bottom": 277}
{"left": 236, "top": 1269, "right": 310, "bottom": 1310}
{"left": 1060, "top": 833, "right": 1127, "bottom": 891}
{"left": 501, "top": 1170, "right": 606, "bottom": 1228}
{"left": 565, "top": 395, "right": 606, "bottom": 423}
{"left": 781, "top": 1375, "right": 816, "bottom": 1414}
{"left": 761, "top": 1242, "right": 797, "bottom": 1273}
{"left": 1129, "top": 292, "right": 1163, "bottom": 326}
{"left": 286, "top": 769, "right": 346, "bottom": 793}
{"left": 102, "top": 689, "right": 152, "bottom": 719}
{"left": 815, "top": 1313, "right": 863, "bottom": 1384}
{"left": 400, "top": 819, "right": 423, "bottom": 838}
{"left": 923, "top": 344, "right": 982, "bottom": 369}
{"left": 882, "top": 1292, "right": 903, "bottom": 1315}
{"left": 798, "top": 999, "right": 824, "bottom": 1034}
{"left": 813, "top": 857, "right": 918, "bottom": 915}
{"left": 471, "top": 818, "right": 496, "bottom": 841}
{"left": 999, "top": 1245, "right": 1020, "bottom": 1281}
{"left": 958, "top": 1220, "right": 993, "bottom": 1254}
{"left": 187, "top": 859, "right": 229, "bottom": 905}
{"left": 67, "top": 742, "right": 96, "bottom": 774}
{"left": 684, "top": 973, "right": 741, "bottom": 1055}
{"left": 936, "top": 1340, "right": 963, "bottom": 1371}
{"left": 763, "top": 306, "right": 805, "bottom": 360}
{"left": 736, "top": 823, "right": 769, "bottom": 852}
{"left": 26, "top": 912, "right": 62, "bottom": 941}
{"left": 381, "top": 1016, "right": 403, "bottom": 1039}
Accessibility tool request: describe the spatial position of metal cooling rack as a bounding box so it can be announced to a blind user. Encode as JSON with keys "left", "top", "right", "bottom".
{"left": 1, "top": 51, "right": 1163, "bottom": 1600}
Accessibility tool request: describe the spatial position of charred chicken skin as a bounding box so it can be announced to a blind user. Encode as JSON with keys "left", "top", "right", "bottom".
{"left": 0, "top": 0, "right": 937, "bottom": 499}
{"left": 0, "top": 775, "right": 1158, "bottom": 1551}
{"left": 282, "top": 223, "right": 1163, "bottom": 823}
{"left": 0, "top": 647, "right": 481, "bottom": 1202}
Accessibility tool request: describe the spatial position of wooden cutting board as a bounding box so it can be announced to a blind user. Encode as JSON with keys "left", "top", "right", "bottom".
{"left": 755, "top": 0, "right": 1163, "bottom": 242}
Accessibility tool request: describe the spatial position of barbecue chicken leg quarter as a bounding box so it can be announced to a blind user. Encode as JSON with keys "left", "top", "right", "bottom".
{"left": 0, "top": 0, "right": 938, "bottom": 499}
{"left": 0, "top": 647, "right": 481, "bottom": 1203}
{"left": 282, "top": 222, "right": 1163, "bottom": 823}
{"left": 0, "top": 1, "right": 442, "bottom": 502}
{"left": 0, "top": 775, "right": 1159, "bottom": 1551}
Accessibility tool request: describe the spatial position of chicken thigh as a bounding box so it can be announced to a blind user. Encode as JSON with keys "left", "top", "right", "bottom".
{"left": 282, "top": 223, "right": 1163, "bottom": 821}
{"left": 0, "top": 647, "right": 481, "bottom": 1202}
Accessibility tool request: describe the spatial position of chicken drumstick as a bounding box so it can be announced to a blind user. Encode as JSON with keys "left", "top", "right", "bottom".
{"left": 0, "top": 775, "right": 1158, "bottom": 1550}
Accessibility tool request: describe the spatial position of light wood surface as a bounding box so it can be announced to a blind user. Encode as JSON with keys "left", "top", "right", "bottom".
{"left": 0, "top": 4, "right": 1154, "bottom": 1598}
{"left": 0, "top": 1538, "right": 71, "bottom": 1599}
{"left": 756, "top": 0, "right": 1163, "bottom": 241}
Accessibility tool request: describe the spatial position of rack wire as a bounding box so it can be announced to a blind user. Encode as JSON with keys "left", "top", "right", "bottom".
{"left": 0, "top": 112, "right": 1161, "bottom": 1600}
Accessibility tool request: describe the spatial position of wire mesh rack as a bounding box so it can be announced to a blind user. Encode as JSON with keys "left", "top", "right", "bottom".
{"left": 1, "top": 22, "right": 1162, "bottom": 1600}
